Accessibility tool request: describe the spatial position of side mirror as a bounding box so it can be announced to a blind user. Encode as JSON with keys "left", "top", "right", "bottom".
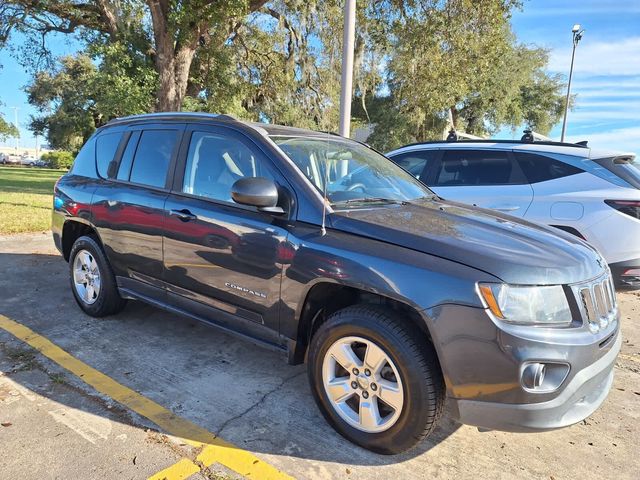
{"left": 231, "top": 177, "right": 285, "bottom": 214}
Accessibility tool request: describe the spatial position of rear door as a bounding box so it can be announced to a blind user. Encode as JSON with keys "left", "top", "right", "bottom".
{"left": 162, "top": 124, "right": 291, "bottom": 343}
{"left": 427, "top": 149, "right": 534, "bottom": 217}
{"left": 91, "top": 124, "right": 184, "bottom": 296}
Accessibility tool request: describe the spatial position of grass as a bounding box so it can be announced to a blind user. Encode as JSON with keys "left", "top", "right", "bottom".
{"left": 4, "top": 346, "right": 38, "bottom": 372}
{"left": 0, "top": 166, "right": 66, "bottom": 234}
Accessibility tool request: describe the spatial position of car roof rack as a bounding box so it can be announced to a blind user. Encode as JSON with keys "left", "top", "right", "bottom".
{"left": 445, "top": 129, "right": 486, "bottom": 142}
{"left": 405, "top": 129, "right": 589, "bottom": 149}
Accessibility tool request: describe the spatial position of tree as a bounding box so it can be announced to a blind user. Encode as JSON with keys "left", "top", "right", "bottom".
{"left": 5, "top": 0, "right": 567, "bottom": 150}
{"left": 353, "top": 0, "right": 566, "bottom": 150}
{"left": 2, "top": 0, "right": 270, "bottom": 110}
{"left": 0, "top": 114, "right": 19, "bottom": 142}
{"left": 22, "top": 1, "right": 350, "bottom": 147}
{"left": 26, "top": 43, "right": 157, "bottom": 150}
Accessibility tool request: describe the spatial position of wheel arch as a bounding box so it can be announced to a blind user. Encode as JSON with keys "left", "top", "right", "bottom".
{"left": 61, "top": 219, "right": 103, "bottom": 261}
{"left": 288, "top": 280, "right": 435, "bottom": 366}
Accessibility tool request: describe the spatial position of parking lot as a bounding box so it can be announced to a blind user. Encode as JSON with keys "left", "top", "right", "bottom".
{"left": 1, "top": 231, "right": 639, "bottom": 480}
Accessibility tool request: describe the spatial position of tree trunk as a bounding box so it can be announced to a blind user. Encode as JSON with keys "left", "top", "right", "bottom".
{"left": 148, "top": 0, "right": 270, "bottom": 112}
{"left": 148, "top": 0, "right": 198, "bottom": 112}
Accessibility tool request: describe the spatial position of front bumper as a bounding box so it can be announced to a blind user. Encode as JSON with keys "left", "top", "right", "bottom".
{"left": 448, "top": 332, "right": 620, "bottom": 432}
{"left": 424, "top": 290, "right": 621, "bottom": 433}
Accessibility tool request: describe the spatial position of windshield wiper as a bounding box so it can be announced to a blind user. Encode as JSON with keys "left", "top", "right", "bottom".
{"left": 335, "top": 197, "right": 408, "bottom": 206}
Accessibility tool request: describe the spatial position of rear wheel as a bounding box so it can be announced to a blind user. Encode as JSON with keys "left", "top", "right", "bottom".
{"left": 307, "top": 305, "right": 444, "bottom": 454}
{"left": 69, "top": 235, "right": 126, "bottom": 317}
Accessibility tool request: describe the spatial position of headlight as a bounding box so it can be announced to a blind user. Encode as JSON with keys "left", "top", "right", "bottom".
{"left": 478, "top": 283, "right": 572, "bottom": 325}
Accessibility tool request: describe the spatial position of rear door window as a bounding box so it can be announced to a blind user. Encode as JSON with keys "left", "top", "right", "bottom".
{"left": 434, "top": 150, "right": 524, "bottom": 186}
{"left": 515, "top": 152, "right": 583, "bottom": 184}
{"left": 96, "top": 132, "right": 124, "bottom": 178}
{"left": 126, "top": 130, "right": 180, "bottom": 188}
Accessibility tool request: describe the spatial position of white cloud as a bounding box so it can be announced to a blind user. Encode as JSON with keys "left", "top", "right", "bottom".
{"left": 577, "top": 100, "right": 640, "bottom": 109}
{"left": 566, "top": 126, "right": 640, "bottom": 155}
{"left": 565, "top": 110, "right": 640, "bottom": 122}
{"left": 574, "top": 89, "right": 640, "bottom": 99}
{"left": 521, "top": 4, "right": 640, "bottom": 16}
{"left": 573, "top": 78, "right": 640, "bottom": 91}
{"left": 548, "top": 37, "right": 640, "bottom": 76}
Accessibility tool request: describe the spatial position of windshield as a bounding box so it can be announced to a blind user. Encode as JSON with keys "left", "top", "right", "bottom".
{"left": 593, "top": 155, "right": 640, "bottom": 189}
{"left": 271, "top": 135, "right": 434, "bottom": 206}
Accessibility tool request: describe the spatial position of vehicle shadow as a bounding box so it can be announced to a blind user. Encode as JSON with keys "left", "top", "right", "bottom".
{"left": 0, "top": 251, "right": 460, "bottom": 468}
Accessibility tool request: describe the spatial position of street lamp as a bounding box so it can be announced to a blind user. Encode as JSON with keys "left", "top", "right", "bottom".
{"left": 338, "top": 0, "right": 356, "bottom": 138}
{"left": 560, "top": 24, "right": 585, "bottom": 142}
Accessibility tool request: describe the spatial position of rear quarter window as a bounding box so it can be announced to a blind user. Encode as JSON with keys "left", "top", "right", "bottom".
{"left": 96, "top": 132, "right": 124, "bottom": 178}
{"left": 593, "top": 156, "right": 640, "bottom": 189}
{"left": 69, "top": 137, "right": 97, "bottom": 177}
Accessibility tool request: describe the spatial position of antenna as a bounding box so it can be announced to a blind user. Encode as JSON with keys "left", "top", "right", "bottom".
{"left": 320, "top": 135, "right": 330, "bottom": 236}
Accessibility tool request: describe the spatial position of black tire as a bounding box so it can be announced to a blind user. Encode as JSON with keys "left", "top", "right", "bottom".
{"left": 68, "top": 235, "right": 127, "bottom": 317}
{"left": 307, "top": 305, "right": 444, "bottom": 454}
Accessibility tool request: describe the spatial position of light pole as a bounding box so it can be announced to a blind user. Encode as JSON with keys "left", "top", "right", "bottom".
{"left": 10, "top": 106, "right": 19, "bottom": 153}
{"left": 560, "top": 24, "right": 584, "bottom": 142}
{"left": 338, "top": 0, "right": 356, "bottom": 138}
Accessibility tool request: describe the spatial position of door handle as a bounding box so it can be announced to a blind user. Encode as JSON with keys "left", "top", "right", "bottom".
{"left": 490, "top": 205, "right": 520, "bottom": 212}
{"left": 170, "top": 209, "right": 197, "bottom": 222}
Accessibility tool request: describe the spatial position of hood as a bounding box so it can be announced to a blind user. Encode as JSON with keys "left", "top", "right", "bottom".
{"left": 329, "top": 199, "right": 605, "bottom": 285}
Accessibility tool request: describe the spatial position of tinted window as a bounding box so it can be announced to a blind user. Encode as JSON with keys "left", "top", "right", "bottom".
{"left": 183, "top": 131, "right": 275, "bottom": 202}
{"left": 516, "top": 152, "right": 583, "bottom": 184}
{"left": 117, "top": 131, "right": 140, "bottom": 181}
{"left": 70, "top": 137, "right": 97, "bottom": 177}
{"left": 435, "top": 150, "right": 522, "bottom": 186}
{"left": 592, "top": 156, "right": 640, "bottom": 189}
{"left": 391, "top": 150, "right": 437, "bottom": 180}
{"left": 128, "top": 130, "right": 179, "bottom": 188}
{"left": 96, "top": 132, "right": 123, "bottom": 178}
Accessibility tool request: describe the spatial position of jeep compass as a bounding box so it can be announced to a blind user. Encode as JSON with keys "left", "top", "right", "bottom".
{"left": 52, "top": 113, "right": 621, "bottom": 454}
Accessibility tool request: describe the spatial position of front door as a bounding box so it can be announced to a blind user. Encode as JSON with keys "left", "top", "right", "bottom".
{"left": 162, "top": 126, "right": 291, "bottom": 342}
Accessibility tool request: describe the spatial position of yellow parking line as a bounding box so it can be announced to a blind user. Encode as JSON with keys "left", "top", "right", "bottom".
{"left": 148, "top": 458, "right": 200, "bottom": 480}
{"left": 0, "top": 314, "right": 292, "bottom": 480}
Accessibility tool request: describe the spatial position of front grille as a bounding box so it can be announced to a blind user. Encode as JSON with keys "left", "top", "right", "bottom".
{"left": 575, "top": 274, "right": 618, "bottom": 333}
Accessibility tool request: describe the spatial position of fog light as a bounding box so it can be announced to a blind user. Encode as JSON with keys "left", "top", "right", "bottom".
{"left": 522, "top": 363, "right": 546, "bottom": 389}
{"left": 521, "top": 362, "right": 570, "bottom": 393}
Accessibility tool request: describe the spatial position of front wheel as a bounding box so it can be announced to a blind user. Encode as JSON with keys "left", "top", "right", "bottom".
{"left": 307, "top": 305, "right": 444, "bottom": 454}
{"left": 69, "top": 235, "right": 126, "bottom": 317}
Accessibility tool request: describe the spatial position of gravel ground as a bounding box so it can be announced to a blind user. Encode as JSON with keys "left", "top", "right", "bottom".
{"left": 0, "top": 231, "right": 638, "bottom": 479}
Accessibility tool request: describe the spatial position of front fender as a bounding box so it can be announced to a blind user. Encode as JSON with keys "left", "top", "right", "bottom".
{"left": 279, "top": 224, "right": 499, "bottom": 340}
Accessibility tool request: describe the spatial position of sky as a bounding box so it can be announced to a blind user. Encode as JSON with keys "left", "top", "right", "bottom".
{"left": 1, "top": 0, "right": 639, "bottom": 155}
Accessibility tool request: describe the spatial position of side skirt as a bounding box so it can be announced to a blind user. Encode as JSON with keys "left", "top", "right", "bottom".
{"left": 117, "top": 281, "right": 288, "bottom": 356}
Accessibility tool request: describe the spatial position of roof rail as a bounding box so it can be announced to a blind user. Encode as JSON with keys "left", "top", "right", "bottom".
{"left": 105, "top": 112, "right": 238, "bottom": 126}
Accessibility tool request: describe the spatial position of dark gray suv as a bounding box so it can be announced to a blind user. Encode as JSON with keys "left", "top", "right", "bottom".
{"left": 52, "top": 113, "right": 621, "bottom": 454}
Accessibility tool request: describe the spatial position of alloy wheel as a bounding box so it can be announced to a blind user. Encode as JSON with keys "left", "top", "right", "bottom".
{"left": 322, "top": 335, "right": 404, "bottom": 433}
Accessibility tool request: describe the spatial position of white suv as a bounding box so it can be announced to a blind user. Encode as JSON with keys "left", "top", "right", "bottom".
{"left": 387, "top": 139, "right": 640, "bottom": 287}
